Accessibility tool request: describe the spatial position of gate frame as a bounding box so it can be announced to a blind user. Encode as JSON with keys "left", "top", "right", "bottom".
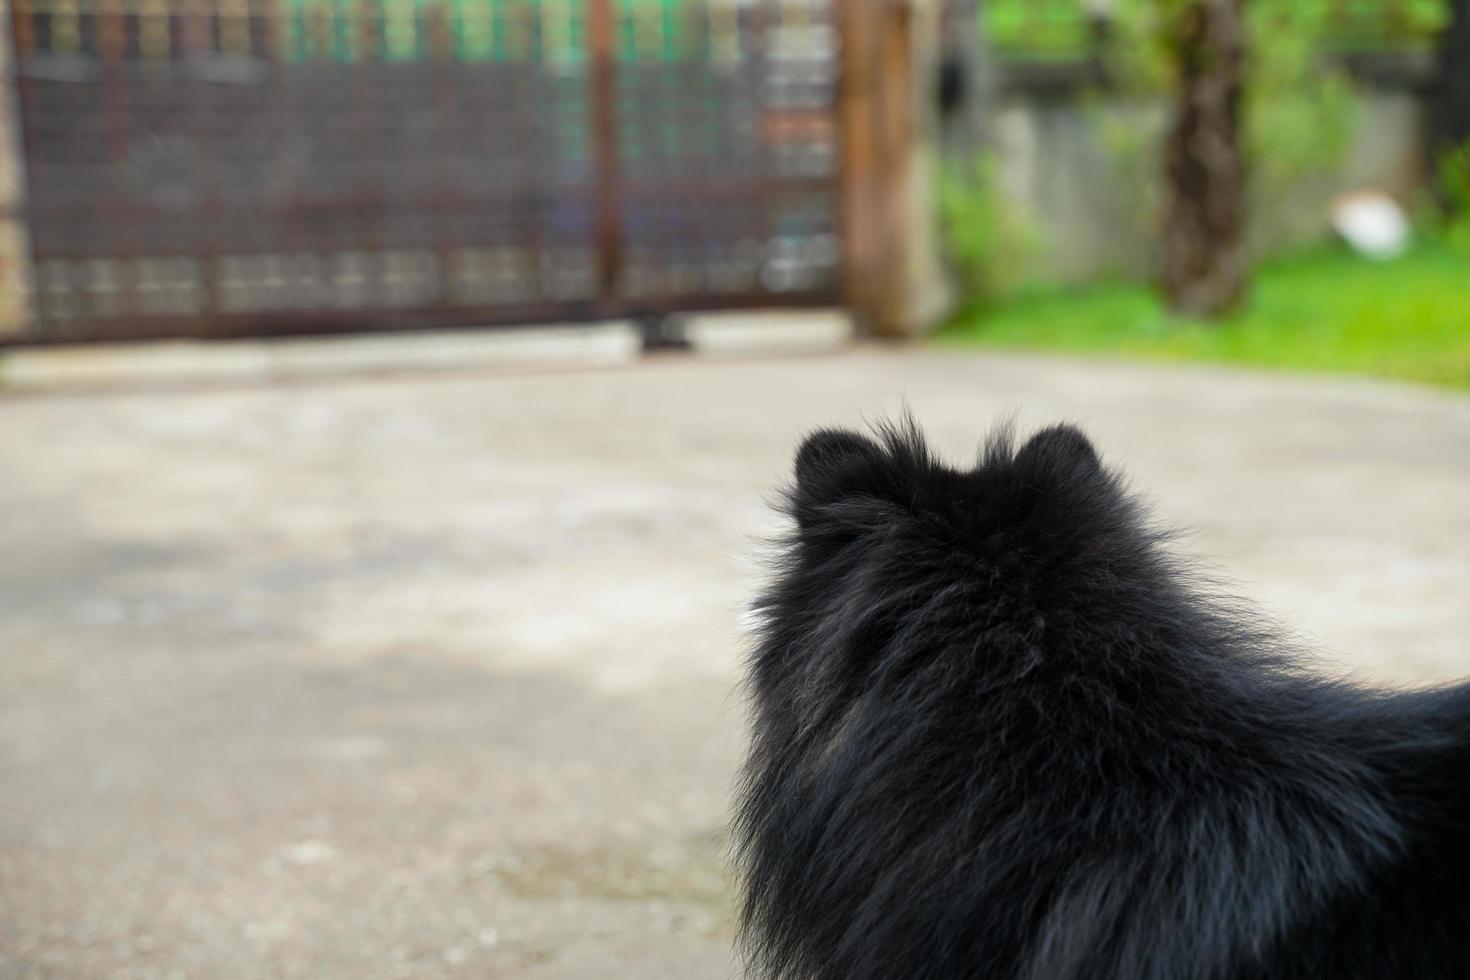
{"left": 0, "top": 0, "right": 947, "bottom": 344}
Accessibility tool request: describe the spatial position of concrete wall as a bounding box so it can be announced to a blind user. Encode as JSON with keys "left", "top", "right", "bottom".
{"left": 900, "top": 0, "right": 959, "bottom": 333}
{"left": 984, "top": 59, "right": 1434, "bottom": 284}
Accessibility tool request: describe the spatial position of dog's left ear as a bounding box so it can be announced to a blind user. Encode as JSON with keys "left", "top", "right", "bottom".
{"left": 795, "top": 429, "right": 883, "bottom": 487}
{"left": 792, "top": 429, "right": 887, "bottom": 528}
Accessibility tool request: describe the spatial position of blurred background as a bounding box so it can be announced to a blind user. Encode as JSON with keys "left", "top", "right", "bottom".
{"left": 0, "top": 1, "right": 1467, "bottom": 977}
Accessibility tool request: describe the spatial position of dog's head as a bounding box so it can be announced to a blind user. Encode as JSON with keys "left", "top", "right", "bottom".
{"left": 746, "top": 419, "right": 1157, "bottom": 737}
{"left": 786, "top": 419, "right": 1126, "bottom": 575}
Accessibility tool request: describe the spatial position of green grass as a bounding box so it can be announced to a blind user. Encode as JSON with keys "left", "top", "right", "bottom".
{"left": 982, "top": 0, "right": 1448, "bottom": 58}
{"left": 937, "top": 243, "right": 1470, "bottom": 390}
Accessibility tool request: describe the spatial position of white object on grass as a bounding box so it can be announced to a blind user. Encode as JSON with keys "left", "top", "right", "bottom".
{"left": 1330, "top": 190, "right": 1410, "bottom": 260}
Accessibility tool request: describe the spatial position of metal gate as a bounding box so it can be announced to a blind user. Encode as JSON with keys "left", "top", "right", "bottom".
{"left": 7, "top": 0, "right": 842, "bottom": 342}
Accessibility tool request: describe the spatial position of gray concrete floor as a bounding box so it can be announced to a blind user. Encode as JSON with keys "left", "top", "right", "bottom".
{"left": 2, "top": 349, "right": 1469, "bottom": 979}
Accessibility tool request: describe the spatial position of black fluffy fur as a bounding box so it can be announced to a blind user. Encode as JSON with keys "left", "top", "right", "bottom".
{"left": 734, "top": 419, "right": 1470, "bottom": 980}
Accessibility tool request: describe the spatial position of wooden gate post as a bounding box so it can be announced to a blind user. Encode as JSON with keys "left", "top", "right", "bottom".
{"left": 0, "top": 0, "right": 33, "bottom": 337}
{"left": 838, "top": 0, "right": 952, "bottom": 338}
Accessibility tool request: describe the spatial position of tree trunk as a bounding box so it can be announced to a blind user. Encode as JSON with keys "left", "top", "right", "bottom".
{"left": 1160, "top": 0, "right": 1246, "bottom": 318}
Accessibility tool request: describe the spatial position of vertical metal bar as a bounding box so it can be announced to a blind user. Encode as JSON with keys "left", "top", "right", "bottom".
{"left": 751, "top": 0, "right": 772, "bottom": 297}
{"left": 0, "top": 0, "right": 36, "bottom": 336}
{"left": 189, "top": 0, "right": 222, "bottom": 316}
{"left": 429, "top": 0, "right": 456, "bottom": 308}
{"left": 267, "top": 0, "right": 301, "bottom": 319}
{"left": 363, "top": 0, "right": 384, "bottom": 307}
{"left": 520, "top": 0, "right": 545, "bottom": 304}
{"left": 102, "top": 0, "right": 140, "bottom": 321}
{"left": 836, "top": 0, "right": 873, "bottom": 329}
{"left": 875, "top": 0, "right": 911, "bottom": 334}
{"left": 587, "top": 0, "right": 620, "bottom": 311}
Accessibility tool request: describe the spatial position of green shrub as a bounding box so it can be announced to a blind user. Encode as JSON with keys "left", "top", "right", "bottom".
{"left": 938, "top": 155, "right": 1044, "bottom": 308}
{"left": 1437, "top": 141, "right": 1470, "bottom": 253}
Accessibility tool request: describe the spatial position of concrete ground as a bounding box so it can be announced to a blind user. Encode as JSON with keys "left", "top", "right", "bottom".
{"left": 2, "top": 348, "right": 1468, "bottom": 979}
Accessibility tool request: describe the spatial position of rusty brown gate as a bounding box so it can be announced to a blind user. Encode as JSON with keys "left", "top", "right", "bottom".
{"left": 7, "top": 0, "right": 844, "bottom": 342}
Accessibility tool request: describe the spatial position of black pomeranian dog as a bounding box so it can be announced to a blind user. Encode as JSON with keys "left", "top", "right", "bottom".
{"left": 734, "top": 420, "right": 1470, "bottom": 980}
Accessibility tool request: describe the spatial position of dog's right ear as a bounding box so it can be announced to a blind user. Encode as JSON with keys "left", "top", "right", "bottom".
{"left": 792, "top": 429, "right": 887, "bottom": 529}
{"left": 1013, "top": 423, "right": 1102, "bottom": 489}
